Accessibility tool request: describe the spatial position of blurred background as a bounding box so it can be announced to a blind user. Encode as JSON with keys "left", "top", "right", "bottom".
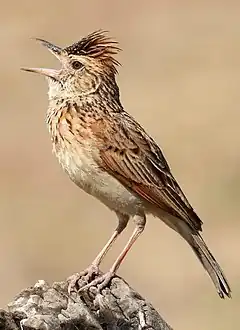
{"left": 1, "top": 1, "right": 239, "bottom": 329}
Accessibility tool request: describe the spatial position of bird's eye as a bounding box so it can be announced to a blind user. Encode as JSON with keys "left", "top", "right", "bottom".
{"left": 71, "top": 61, "right": 83, "bottom": 70}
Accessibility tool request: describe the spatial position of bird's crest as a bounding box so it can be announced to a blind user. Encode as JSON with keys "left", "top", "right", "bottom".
{"left": 64, "top": 30, "right": 121, "bottom": 73}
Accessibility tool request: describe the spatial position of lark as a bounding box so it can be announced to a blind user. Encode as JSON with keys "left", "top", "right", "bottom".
{"left": 22, "top": 30, "right": 231, "bottom": 298}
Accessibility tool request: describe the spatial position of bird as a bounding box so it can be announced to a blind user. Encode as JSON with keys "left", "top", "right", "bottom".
{"left": 22, "top": 30, "right": 231, "bottom": 298}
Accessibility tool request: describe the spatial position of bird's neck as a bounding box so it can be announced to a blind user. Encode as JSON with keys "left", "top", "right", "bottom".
{"left": 48, "top": 77, "right": 123, "bottom": 114}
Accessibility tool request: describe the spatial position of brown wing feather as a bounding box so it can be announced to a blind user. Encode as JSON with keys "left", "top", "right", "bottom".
{"left": 92, "top": 113, "right": 203, "bottom": 231}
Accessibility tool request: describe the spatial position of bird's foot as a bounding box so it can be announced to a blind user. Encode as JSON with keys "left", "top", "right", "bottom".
{"left": 67, "top": 264, "right": 100, "bottom": 294}
{"left": 78, "top": 271, "right": 115, "bottom": 293}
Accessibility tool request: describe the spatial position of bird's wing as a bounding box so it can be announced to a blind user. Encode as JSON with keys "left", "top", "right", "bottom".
{"left": 91, "top": 112, "right": 202, "bottom": 231}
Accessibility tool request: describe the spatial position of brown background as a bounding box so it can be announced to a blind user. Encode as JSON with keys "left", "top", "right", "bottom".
{"left": 1, "top": 1, "right": 239, "bottom": 329}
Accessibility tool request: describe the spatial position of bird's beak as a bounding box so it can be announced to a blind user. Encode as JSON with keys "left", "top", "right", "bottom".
{"left": 21, "top": 67, "right": 60, "bottom": 80}
{"left": 21, "top": 38, "right": 63, "bottom": 80}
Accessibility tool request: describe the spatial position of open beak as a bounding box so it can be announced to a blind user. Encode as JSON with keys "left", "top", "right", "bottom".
{"left": 21, "top": 38, "right": 63, "bottom": 80}
{"left": 21, "top": 67, "right": 60, "bottom": 80}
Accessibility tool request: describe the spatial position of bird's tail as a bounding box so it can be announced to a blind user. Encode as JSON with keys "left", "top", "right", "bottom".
{"left": 182, "top": 226, "right": 231, "bottom": 298}
{"left": 157, "top": 211, "right": 231, "bottom": 298}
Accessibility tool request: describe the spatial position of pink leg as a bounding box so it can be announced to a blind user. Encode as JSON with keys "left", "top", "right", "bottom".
{"left": 91, "top": 230, "right": 119, "bottom": 267}
{"left": 79, "top": 214, "right": 146, "bottom": 292}
{"left": 109, "top": 221, "right": 145, "bottom": 274}
{"left": 91, "top": 213, "right": 129, "bottom": 268}
{"left": 68, "top": 213, "right": 129, "bottom": 293}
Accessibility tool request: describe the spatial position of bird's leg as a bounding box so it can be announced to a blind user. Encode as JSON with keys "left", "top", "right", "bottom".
{"left": 68, "top": 213, "right": 129, "bottom": 294}
{"left": 79, "top": 230, "right": 119, "bottom": 277}
{"left": 79, "top": 214, "right": 146, "bottom": 292}
{"left": 109, "top": 214, "right": 146, "bottom": 274}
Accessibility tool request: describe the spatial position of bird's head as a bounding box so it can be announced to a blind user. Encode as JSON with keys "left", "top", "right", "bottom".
{"left": 22, "top": 30, "right": 121, "bottom": 100}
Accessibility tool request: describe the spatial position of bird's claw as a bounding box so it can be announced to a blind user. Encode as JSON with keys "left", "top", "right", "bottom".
{"left": 78, "top": 271, "right": 115, "bottom": 293}
{"left": 67, "top": 264, "right": 100, "bottom": 294}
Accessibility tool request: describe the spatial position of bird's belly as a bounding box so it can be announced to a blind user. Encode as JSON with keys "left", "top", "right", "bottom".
{"left": 55, "top": 146, "right": 143, "bottom": 215}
